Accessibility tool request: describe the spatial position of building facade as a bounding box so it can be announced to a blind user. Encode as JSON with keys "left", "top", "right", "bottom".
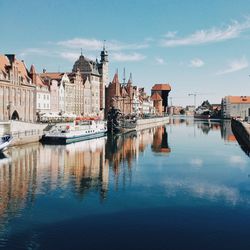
{"left": 72, "top": 48, "right": 109, "bottom": 117}
{"left": 0, "top": 54, "right": 36, "bottom": 122}
{"left": 40, "top": 72, "right": 64, "bottom": 113}
{"left": 105, "top": 72, "right": 132, "bottom": 116}
{"left": 30, "top": 65, "right": 50, "bottom": 116}
{"left": 222, "top": 96, "right": 250, "bottom": 119}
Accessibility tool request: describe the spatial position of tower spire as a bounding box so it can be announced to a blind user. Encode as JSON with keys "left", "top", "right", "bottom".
{"left": 129, "top": 73, "right": 132, "bottom": 83}
{"left": 123, "top": 68, "right": 126, "bottom": 85}
{"left": 80, "top": 48, "right": 83, "bottom": 56}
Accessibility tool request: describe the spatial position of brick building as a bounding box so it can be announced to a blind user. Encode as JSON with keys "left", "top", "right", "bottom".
{"left": 0, "top": 54, "right": 36, "bottom": 122}
{"left": 151, "top": 84, "right": 171, "bottom": 112}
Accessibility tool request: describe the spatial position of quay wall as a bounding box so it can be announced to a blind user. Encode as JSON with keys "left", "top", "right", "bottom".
{"left": 137, "top": 117, "right": 169, "bottom": 131}
{"left": 231, "top": 119, "right": 250, "bottom": 149}
{"left": 0, "top": 122, "right": 11, "bottom": 135}
{"left": 9, "top": 121, "right": 47, "bottom": 146}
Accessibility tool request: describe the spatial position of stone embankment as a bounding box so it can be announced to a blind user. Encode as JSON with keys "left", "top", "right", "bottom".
{"left": 0, "top": 121, "right": 47, "bottom": 146}
{"left": 231, "top": 119, "right": 250, "bottom": 149}
{"left": 0, "top": 117, "right": 170, "bottom": 146}
{"left": 137, "top": 116, "right": 169, "bottom": 131}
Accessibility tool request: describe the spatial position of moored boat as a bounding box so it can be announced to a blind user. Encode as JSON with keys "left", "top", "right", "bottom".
{"left": 107, "top": 107, "right": 137, "bottom": 134}
{"left": 41, "top": 120, "right": 107, "bottom": 144}
{"left": 0, "top": 134, "right": 13, "bottom": 152}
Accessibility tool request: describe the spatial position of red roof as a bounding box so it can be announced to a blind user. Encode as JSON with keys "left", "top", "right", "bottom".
{"left": 226, "top": 96, "right": 250, "bottom": 104}
{"left": 40, "top": 72, "right": 63, "bottom": 80}
{"left": 112, "top": 72, "right": 119, "bottom": 85}
{"left": 152, "top": 84, "right": 171, "bottom": 91}
{"left": 151, "top": 92, "right": 162, "bottom": 101}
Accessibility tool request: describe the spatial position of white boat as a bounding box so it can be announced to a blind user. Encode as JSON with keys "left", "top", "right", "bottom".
{"left": 0, "top": 134, "right": 13, "bottom": 152}
{"left": 41, "top": 120, "right": 107, "bottom": 144}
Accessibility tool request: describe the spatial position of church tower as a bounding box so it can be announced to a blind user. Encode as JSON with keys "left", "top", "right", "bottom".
{"left": 99, "top": 42, "right": 109, "bottom": 114}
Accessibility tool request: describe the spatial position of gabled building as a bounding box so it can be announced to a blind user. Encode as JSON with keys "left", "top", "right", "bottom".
{"left": 105, "top": 72, "right": 132, "bottom": 116}
{"left": 151, "top": 92, "right": 163, "bottom": 115}
{"left": 40, "top": 72, "right": 64, "bottom": 113}
{"left": 30, "top": 65, "right": 50, "bottom": 116}
{"left": 0, "top": 54, "right": 36, "bottom": 122}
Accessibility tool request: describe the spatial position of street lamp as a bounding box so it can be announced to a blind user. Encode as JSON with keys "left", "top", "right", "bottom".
{"left": 6, "top": 102, "right": 12, "bottom": 120}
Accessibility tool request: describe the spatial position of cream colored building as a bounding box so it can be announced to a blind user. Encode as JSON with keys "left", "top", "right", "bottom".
{"left": 68, "top": 70, "right": 84, "bottom": 115}
{"left": 72, "top": 47, "right": 109, "bottom": 118}
{"left": 0, "top": 54, "right": 36, "bottom": 122}
{"left": 222, "top": 96, "right": 250, "bottom": 119}
{"left": 30, "top": 65, "right": 50, "bottom": 115}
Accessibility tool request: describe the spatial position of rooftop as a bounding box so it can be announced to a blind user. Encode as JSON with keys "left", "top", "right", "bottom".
{"left": 40, "top": 72, "right": 63, "bottom": 81}
{"left": 152, "top": 84, "right": 171, "bottom": 91}
{"left": 151, "top": 92, "right": 162, "bottom": 101}
{"left": 226, "top": 96, "right": 250, "bottom": 104}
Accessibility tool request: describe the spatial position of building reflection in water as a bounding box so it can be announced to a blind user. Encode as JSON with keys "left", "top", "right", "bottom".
{"left": 151, "top": 126, "right": 171, "bottom": 154}
{"left": 220, "top": 120, "right": 236, "bottom": 143}
{"left": 0, "top": 126, "right": 171, "bottom": 220}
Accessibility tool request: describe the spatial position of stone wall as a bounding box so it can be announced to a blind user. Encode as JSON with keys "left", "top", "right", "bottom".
{"left": 137, "top": 117, "right": 169, "bottom": 131}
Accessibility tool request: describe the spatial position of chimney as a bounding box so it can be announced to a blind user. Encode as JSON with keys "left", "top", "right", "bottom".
{"left": 5, "top": 54, "right": 16, "bottom": 65}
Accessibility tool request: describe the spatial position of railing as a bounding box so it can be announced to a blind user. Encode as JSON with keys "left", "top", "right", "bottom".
{"left": 11, "top": 129, "right": 43, "bottom": 139}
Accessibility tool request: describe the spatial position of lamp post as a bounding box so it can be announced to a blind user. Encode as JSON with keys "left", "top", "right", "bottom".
{"left": 7, "top": 102, "right": 12, "bottom": 120}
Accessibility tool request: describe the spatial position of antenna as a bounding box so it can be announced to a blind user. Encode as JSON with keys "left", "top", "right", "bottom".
{"left": 103, "top": 40, "right": 106, "bottom": 50}
{"left": 123, "top": 68, "right": 126, "bottom": 85}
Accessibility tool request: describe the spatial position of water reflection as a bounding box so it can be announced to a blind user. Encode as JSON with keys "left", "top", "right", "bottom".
{"left": 151, "top": 126, "right": 171, "bottom": 153}
{"left": 0, "top": 119, "right": 250, "bottom": 249}
{"left": 0, "top": 126, "right": 170, "bottom": 219}
{"left": 170, "top": 117, "right": 236, "bottom": 143}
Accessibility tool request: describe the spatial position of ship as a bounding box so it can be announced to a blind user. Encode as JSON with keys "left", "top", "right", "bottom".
{"left": 194, "top": 100, "right": 221, "bottom": 120}
{"left": 107, "top": 107, "right": 137, "bottom": 134}
{"left": 194, "top": 106, "right": 211, "bottom": 119}
{"left": 41, "top": 120, "right": 107, "bottom": 144}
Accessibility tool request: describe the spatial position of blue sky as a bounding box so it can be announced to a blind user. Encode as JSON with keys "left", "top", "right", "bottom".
{"left": 1, "top": 0, "right": 250, "bottom": 106}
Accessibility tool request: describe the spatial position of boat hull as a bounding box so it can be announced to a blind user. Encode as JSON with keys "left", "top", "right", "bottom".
{"left": 41, "top": 131, "right": 106, "bottom": 145}
{"left": 194, "top": 114, "right": 211, "bottom": 120}
{"left": 0, "top": 135, "right": 13, "bottom": 152}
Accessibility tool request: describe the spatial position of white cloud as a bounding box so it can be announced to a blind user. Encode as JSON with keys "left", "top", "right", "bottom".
{"left": 59, "top": 52, "right": 79, "bottom": 62}
{"left": 161, "top": 19, "right": 250, "bottom": 47}
{"left": 155, "top": 57, "right": 165, "bottom": 64}
{"left": 189, "top": 58, "right": 204, "bottom": 68}
{"left": 112, "top": 52, "right": 146, "bottom": 62}
{"left": 57, "top": 38, "right": 149, "bottom": 51}
{"left": 59, "top": 52, "right": 96, "bottom": 62}
{"left": 217, "top": 56, "right": 248, "bottom": 75}
{"left": 164, "top": 31, "right": 177, "bottom": 38}
{"left": 19, "top": 48, "right": 49, "bottom": 57}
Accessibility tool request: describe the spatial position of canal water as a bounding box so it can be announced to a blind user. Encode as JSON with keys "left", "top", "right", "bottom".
{"left": 0, "top": 118, "right": 250, "bottom": 250}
